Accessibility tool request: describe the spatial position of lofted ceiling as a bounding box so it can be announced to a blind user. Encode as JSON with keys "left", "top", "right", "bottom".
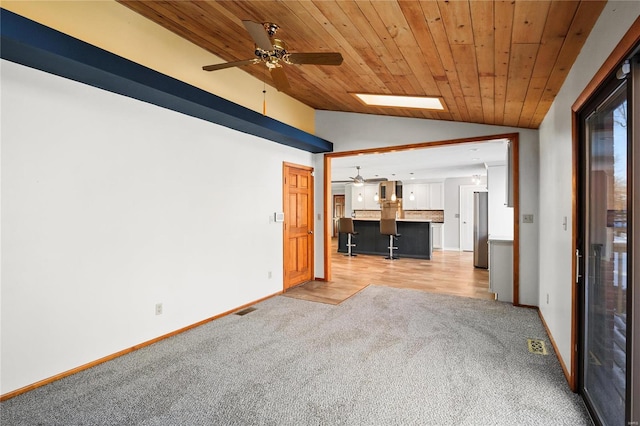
{"left": 117, "top": 0, "right": 606, "bottom": 129}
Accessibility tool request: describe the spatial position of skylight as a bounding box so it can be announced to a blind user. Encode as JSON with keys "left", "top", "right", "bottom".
{"left": 352, "top": 94, "right": 445, "bottom": 110}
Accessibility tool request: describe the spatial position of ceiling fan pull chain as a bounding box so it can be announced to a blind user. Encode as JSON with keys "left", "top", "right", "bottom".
{"left": 262, "top": 72, "right": 267, "bottom": 116}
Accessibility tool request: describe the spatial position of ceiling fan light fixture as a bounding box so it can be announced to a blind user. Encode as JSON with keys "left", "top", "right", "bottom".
{"left": 352, "top": 166, "right": 365, "bottom": 186}
{"left": 352, "top": 93, "right": 445, "bottom": 110}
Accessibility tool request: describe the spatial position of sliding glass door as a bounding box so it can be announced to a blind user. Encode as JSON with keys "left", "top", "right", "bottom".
{"left": 578, "top": 54, "right": 639, "bottom": 425}
{"left": 581, "top": 79, "right": 628, "bottom": 426}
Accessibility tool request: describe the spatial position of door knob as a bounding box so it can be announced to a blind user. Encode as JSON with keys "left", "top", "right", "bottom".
{"left": 308, "top": 230, "right": 313, "bottom": 234}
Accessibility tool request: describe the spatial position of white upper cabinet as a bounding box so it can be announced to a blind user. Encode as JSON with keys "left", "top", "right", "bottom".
{"left": 351, "top": 184, "right": 380, "bottom": 210}
{"left": 363, "top": 184, "right": 380, "bottom": 210}
{"left": 414, "top": 184, "right": 430, "bottom": 210}
{"left": 402, "top": 182, "right": 443, "bottom": 210}
{"left": 402, "top": 183, "right": 417, "bottom": 210}
{"left": 350, "top": 184, "right": 365, "bottom": 210}
{"left": 429, "top": 182, "right": 444, "bottom": 210}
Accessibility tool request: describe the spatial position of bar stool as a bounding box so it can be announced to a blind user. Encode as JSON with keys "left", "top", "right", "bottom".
{"left": 338, "top": 217, "right": 358, "bottom": 257}
{"left": 380, "top": 218, "right": 400, "bottom": 260}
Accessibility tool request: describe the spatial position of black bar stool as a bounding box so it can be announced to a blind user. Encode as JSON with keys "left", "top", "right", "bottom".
{"left": 380, "top": 218, "right": 400, "bottom": 260}
{"left": 338, "top": 217, "right": 358, "bottom": 256}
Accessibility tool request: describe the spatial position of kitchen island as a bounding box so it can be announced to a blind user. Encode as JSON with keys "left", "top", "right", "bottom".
{"left": 337, "top": 219, "right": 433, "bottom": 259}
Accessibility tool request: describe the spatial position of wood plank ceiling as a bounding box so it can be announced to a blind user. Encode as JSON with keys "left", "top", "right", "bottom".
{"left": 117, "top": 0, "right": 606, "bottom": 129}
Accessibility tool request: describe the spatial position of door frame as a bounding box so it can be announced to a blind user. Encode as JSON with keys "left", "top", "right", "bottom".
{"left": 570, "top": 19, "right": 640, "bottom": 394}
{"left": 322, "top": 133, "right": 520, "bottom": 303}
{"left": 283, "top": 162, "right": 314, "bottom": 290}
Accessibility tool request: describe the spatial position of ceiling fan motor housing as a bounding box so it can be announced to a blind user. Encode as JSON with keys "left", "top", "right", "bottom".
{"left": 264, "top": 22, "right": 279, "bottom": 37}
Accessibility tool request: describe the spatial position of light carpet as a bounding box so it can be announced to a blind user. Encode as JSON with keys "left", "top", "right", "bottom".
{"left": 1, "top": 285, "right": 591, "bottom": 425}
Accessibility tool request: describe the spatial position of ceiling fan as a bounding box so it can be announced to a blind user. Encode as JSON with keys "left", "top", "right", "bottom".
{"left": 332, "top": 166, "right": 388, "bottom": 186}
{"left": 202, "top": 20, "right": 343, "bottom": 91}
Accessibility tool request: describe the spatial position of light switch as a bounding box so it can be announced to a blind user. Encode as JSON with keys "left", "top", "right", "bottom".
{"left": 522, "top": 214, "right": 534, "bottom": 224}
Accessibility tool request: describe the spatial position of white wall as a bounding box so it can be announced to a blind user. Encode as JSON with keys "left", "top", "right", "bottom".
{"left": 0, "top": 60, "right": 313, "bottom": 394}
{"left": 537, "top": 1, "right": 640, "bottom": 373}
{"left": 443, "top": 176, "right": 487, "bottom": 250}
{"left": 315, "top": 111, "right": 539, "bottom": 306}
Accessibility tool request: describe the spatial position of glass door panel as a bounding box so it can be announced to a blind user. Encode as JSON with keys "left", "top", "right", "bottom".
{"left": 583, "top": 82, "right": 628, "bottom": 426}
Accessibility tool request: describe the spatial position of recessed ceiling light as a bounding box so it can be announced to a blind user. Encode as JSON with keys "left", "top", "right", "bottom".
{"left": 472, "top": 157, "right": 480, "bottom": 161}
{"left": 351, "top": 93, "right": 445, "bottom": 110}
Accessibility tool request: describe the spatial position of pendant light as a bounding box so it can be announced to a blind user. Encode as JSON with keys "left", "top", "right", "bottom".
{"left": 390, "top": 173, "right": 397, "bottom": 201}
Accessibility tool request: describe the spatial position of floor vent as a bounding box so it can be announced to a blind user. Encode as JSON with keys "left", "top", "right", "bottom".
{"left": 527, "top": 339, "right": 548, "bottom": 355}
{"left": 235, "top": 307, "right": 256, "bottom": 316}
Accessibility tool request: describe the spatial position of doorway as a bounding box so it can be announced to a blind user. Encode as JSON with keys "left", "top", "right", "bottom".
{"left": 323, "top": 133, "right": 520, "bottom": 303}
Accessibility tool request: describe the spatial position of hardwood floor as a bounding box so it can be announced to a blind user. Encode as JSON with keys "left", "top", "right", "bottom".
{"left": 283, "top": 238, "right": 494, "bottom": 305}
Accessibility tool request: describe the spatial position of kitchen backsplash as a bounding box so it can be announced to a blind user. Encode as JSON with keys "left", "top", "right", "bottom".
{"left": 403, "top": 210, "right": 445, "bottom": 222}
{"left": 354, "top": 210, "right": 381, "bottom": 219}
{"left": 354, "top": 210, "right": 444, "bottom": 223}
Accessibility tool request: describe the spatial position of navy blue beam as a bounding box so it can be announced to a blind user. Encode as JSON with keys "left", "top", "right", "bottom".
{"left": 0, "top": 9, "right": 333, "bottom": 154}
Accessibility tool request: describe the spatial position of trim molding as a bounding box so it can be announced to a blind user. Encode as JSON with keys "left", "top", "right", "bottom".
{"left": 0, "top": 8, "right": 333, "bottom": 154}
{"left": 322, "top": 132, "right": 520, "bottom": 293}
{"left": 538, "top": 309, "right": 572, "bottom": 385}
{"left": 0, "top": 291, "right": 282, "bottom": 401}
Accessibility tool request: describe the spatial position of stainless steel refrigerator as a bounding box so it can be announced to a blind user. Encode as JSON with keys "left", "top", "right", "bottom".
{"left": 473, "top": 192, "right": 489, "bottom": 268}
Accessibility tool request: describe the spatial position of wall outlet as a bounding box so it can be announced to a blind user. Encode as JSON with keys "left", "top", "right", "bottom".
{"left": 546, "top": 294, "right": 549, "bottom": 304}
{"left": 155, "top": 303, "right": 163, "bottom": 315}
{"left": 268, "top": 271, "right": 272, "bottom": 279}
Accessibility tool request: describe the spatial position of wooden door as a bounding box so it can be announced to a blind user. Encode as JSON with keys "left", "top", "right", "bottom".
{"left": 333, "top": 195, "right": 345, "bottom": 237}
{"left": 283, "top": 163, "right": 314, "bottom": 290}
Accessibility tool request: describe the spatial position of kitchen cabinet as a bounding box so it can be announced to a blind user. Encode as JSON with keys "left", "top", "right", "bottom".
{"left": 351, "top": 184, "right": 380, "bottom": 210}
{"left": 429, "top": 182, "right": 444, "bottom": 209}
{"left": 402, "top": 183, "right": 443, "bottom": 210}
{"left": 431, "top": 223, "right": 443, "bottom": 249}
{"left": 489, "top": 238, "right": 513, "bottom": 302}
{"left": 364, "top": 184, "right": 380, "bottom": 210}
{"left": 402, "top": 183, "right": 417, "bottom": 210}
{"left": 350, "top": 185, "right": 365, "bottom": 210}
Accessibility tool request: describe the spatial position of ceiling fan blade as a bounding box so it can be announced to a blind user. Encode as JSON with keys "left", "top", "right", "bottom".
{"left": 286, "top": 52, "right": 343, "bottom": 66}
{"left": 270, "top": 66, "right": 290, "bottom": 91}
{"left": 242, "top": 20, "right": 273, "bottom": 51}
{"left": 202, "top": 59, "right": 259, "bottom": 71}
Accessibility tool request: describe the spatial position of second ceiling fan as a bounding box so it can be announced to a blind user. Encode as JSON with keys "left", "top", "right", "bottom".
{"left": 202, "top": 20, "right": 343, "bottom": 91}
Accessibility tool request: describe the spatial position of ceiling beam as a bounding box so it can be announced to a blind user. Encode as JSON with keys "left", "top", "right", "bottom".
{"left": 0, "top": 9, "right": 333, "bottom": 154}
